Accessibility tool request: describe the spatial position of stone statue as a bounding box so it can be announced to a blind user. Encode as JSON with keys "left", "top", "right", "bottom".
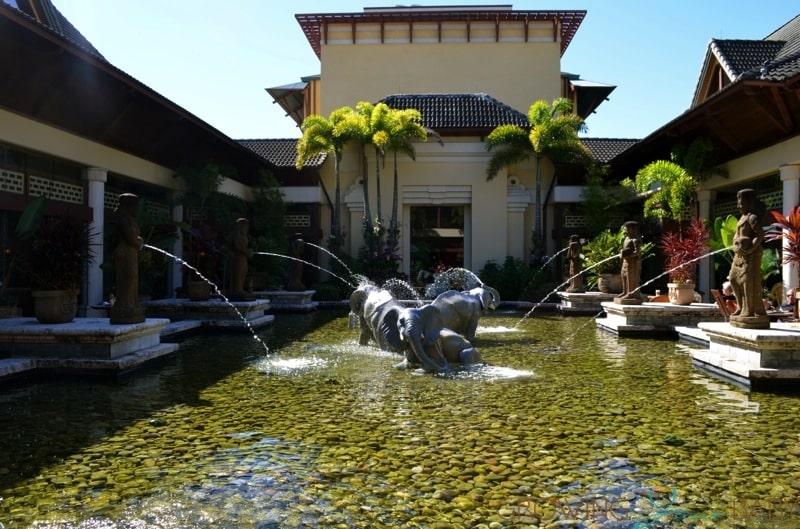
{"left": 110, "top": 193, "right": 146, "bottom": 324}
{"left": 566, "top": 234, "right": 585, "bottom": 293}
{"left": 615, "top": 221, "right": 643, "bottom": 305}
{"left": 227, "top": 218, "right": 254, "bottom": 301}
{"left": 729, "top": 188, "right": 769, "bottom": 329}
{"left": 286, "top": 233, "right": 306, "bottom": 291}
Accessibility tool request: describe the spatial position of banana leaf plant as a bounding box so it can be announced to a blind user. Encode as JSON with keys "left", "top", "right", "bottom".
{"left": 708, "top": 215, "right": 737, "bottom": 274}
{"left": 765, "top": 205, "right": 800, "bottom": 283}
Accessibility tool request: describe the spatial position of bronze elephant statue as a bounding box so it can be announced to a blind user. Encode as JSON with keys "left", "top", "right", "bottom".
{"left": 430, "top": 285, "right": 500, "bottom": 339}
{"left": 397, "top": 305, "right": 484, "bottom": 372}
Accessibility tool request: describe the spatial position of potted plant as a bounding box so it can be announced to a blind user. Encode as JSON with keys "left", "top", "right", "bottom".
{"left": 18, "top": 210, "right": 98, "bottom": 323}
{"left": 583, "top": 229, "right": 624, "bottom": 293}
{"left": 658, "top": 218, "right": 710, "bottom": 305}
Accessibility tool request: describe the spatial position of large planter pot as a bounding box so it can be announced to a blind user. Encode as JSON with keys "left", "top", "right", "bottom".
{"left": 667, "top": 282, "right": 695, "bottom": 306}
{"left": 187, "top": 280, "right": 212, "bottom": 301}
{"left": 31, "top": 289, "right": 78, "bottom": 323}
{"left": 597, "top": 273, "right": 622, "bottom": 294}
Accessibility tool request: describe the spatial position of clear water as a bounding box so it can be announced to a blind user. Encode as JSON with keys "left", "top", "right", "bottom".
{"left": 0, "top": 311, "right": 798, "bottom": 528}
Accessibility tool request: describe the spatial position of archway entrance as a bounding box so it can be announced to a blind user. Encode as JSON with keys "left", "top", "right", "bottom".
{"left": 410, "top": 205, "right": 464, "bottom": 280}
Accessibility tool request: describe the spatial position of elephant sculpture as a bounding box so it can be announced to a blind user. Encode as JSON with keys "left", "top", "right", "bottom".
{"left": 349, "top": 283, "right": 483, "bottom": 372}
{"left": 397, "top": 305, "right": 485, "bottom": 371}
{"left": 430, "top": 285, "right": 500, "bottom": 339}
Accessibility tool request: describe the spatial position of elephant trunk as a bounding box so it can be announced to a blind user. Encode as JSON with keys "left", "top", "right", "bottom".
{"left": 401, "top": 320, "right": 448, "bottom": 372}
{"left": 486, "top": 286, "right": 501, "bottom": 310}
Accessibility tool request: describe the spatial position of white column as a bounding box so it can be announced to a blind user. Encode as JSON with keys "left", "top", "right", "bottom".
{"left": 344, "top": 182, "right": 364, "bottom": 257}
{"left": 697, "top": 189, "right": 715, "bottom": 302}
{"left": 780, "top": 165, "right": 800, "bottom": 294}
{"left": 85, "top": 167, "right": 107, "bottom": 316}
{"left": 507, "top": 182, "right": 532, "bottom": 260}
{"left": 169, "top": 195, "right": 184, "bottom": 297}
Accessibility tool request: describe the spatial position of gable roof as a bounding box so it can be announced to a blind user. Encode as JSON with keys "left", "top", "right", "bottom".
{"left": 380, "top": 93, "right": 528, "bottom": 131}
{"left": 692, "top": 13, "right": 800, "bottom": 105}
{"left": 239, "top": 139, "right": 326, "bottom": 169}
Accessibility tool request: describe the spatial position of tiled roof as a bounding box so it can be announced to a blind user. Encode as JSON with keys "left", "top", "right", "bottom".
{"left": 580, "top": 138, "right": 639, "bottom": 164}
{"left": 239, "top": 139, "right": 326, "bottom": 169}
{"left": 704, "top": 13, "right": 800, "bottom": 88}
{"left": 766, "top": 13, "right": 800, "bottom": 58}
{"left": 1, "top": 1, "right": 105, "bottom": 59}
{"left": 709, "top": 39, "right": 784, "bottom": 79}
{"left": 380, "top": 93, "right": 529, "bottom": 130}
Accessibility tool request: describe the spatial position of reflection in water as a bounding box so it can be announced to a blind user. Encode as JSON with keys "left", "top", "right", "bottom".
{"left": 0, "top": 312, "right": 798, "bottom": 527}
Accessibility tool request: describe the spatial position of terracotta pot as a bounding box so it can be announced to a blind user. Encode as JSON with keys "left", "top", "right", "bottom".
{"left": 667, "top": 282, "right": 695, "bottom": 305}
{"left": 187, "top": 280, "right": 212, "bottom": 301}
{"left": 597, "top": 273, "right": 622, "bottom": 294}
{"left": 32, "top": 289, "right": 78, "bottom": 323}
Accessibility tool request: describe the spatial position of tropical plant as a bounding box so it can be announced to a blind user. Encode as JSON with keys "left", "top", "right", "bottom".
{"left": 577, "top": 165, "right": 626, "bottom": 235}
{"left": 486, "top": 98, "right": 590, "bottom": 240}
{"left": 385, "top": 107, "right": 437, "bottom": 252}
{"left": 583, "top": 229, "right": 624, "bottom": 276}
{"left": 670, "top": 136, "right": 727, "bottom": 181}
{"left": 765, "top": 205, "right": 800, "bottom": 283}
{"left": 296, "top": 107, "right": 358, "bottom": 254}
{"left": 583, "top": 227, "right": 655, "bottom": 289}
{"left": 20, "top": 211, "right": 98, "bottom": 291}
{"left": 477, "top": 256, "right": 541, "bottom": 302}
{"left": 658, "top": 218, "right": 710, "bottom": 284}
{"left": 622, "top": 160, "right": 698, "bottom": 223}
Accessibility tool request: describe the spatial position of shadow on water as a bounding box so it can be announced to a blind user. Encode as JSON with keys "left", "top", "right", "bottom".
{"left": 0, "top": 311, "right": 341, "bottom": 490}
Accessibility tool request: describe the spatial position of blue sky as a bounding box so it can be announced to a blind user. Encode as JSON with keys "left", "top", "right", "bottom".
{"left": 53, "top": 1, "right": 799, "bottom": 141}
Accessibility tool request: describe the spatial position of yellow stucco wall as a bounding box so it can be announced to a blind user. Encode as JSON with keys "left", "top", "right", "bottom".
{"left": 320, "top": 40, "right": 561, "bottom": 116}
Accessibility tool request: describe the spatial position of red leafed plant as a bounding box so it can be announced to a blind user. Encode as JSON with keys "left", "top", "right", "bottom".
{"left": 765, "top": 206, "right": 800, "bottom": 273}
{"left": 658, "top": 218, "right": 710, "bottom": 284}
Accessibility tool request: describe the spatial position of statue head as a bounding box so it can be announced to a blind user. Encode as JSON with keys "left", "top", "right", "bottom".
{"left": 623, "top": 221, "right": 639, "bottom": 236}
{"left": 117, "top": 193, "right": 139, "bottom": 216}
{"left": 235, "top": 218, "right": 249, "bottom": 233}
{"left": 737, "top": 188, "right": 755, "bottom": 212}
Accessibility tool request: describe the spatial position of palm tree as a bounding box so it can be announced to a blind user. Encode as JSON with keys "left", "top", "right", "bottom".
{"left": 296, "top": 107, "right": 357, "bottom": 254}
{"left": 384, "top": 107, "right": 434, "bottom": 251}
{"left": 486, "top": 98, "right": 589, "bottom": 242}
{"left": 364, "top": 102, "right": 393, "bottom": 225}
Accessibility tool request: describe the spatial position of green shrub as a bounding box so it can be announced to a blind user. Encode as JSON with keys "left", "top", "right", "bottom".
{"left": 478, "top": 256, "right": 547, "bottom": 302}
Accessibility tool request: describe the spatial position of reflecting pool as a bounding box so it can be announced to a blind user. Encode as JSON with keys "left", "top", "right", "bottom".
{"left": 0, "top": 311, "right": 799, "bottom": 528}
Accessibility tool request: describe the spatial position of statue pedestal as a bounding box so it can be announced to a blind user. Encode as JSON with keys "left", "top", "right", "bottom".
{"left": 692, "top": 322, "right": 800, "bottom": 390}
{"left": 597, "top": 301, "right": 724, "bottom": 337}
{"left": 140, "top": 298, "right": 274, "bottom": 330}
{"left": 0, "top": 317, "right": 177, "bottom": 380}
{"left": 557, "top": 292, "right": 617, "bottom": 316}
{"left": 109, "top": 306, "right": 146, "bottom": 325}
{"left": 253, "top": 290, "right": 318, "bottom": 313}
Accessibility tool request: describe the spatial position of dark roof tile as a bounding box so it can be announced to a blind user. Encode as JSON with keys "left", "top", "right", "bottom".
{"left": 380, "top": 93, "right": 528, "bottom": 130}
{"left": 581, "top": 138, "right": 639, "bottom": 164}
{"left": 239, "top": 138, "right": 326, "bottom": 168}
{"left": 709, "top": 39, "right": 784, "bottom": 79}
